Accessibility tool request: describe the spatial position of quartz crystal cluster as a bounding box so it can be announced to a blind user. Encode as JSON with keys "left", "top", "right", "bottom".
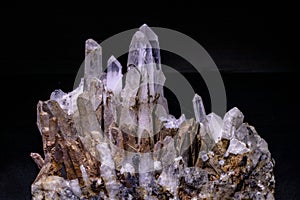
{"left": 31, "top": 25, "right": 275, "bottom": 199}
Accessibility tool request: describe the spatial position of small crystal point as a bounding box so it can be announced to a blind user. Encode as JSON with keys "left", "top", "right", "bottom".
{"left": 50, "top": 79, "right": 83, "bottom": 115}
{"left": 226, "top": 138, "right": 249, "bottom": 155}
{"left": 85, "top": 39, "right": 101, "bottom": 56}
{"left": 139, "top": 24, "right": 158, "bottom": 41}
{"left": 193, "top": 94, "right": 206, "bottom": 123}
{"left": 84, "top": 39, "right": 102, "bottom": 90}
{"left": 221, "top": 107, "right": 244, "bottom": 140}
{"left": 160, "top": 114, "right": 186, "bottom": 129}
{"left": 107, "top": 55, "right": 123, "bottom": 96}
{"left": 206, "top": 112, "right": 223, "bottom": 143}
{"left": 107, "top": 55, "right": 121, "bottom": 73}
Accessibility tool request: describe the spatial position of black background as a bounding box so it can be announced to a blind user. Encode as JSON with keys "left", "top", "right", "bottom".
{"left": 0, "top": 5, "right": 299, "bottom": 199}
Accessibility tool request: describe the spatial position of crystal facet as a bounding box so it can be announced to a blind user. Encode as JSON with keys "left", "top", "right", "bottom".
{"left": 31, "top": 26, "right": 275, "bottom": 199}
{"left": 84, "top": 39, "right": 102, "bottom": 91}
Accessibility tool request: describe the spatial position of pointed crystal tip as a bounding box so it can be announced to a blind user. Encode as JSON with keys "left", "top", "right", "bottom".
{"left": 193, "top": 93, "right": 202, "bottom": 102}
{"left": 107, "top": 55, "right": 122, "bottom": 73}
{"left": 141, "top": 23, "right": 148, "bottom": 27}
{"left": 193, "top": 94, "right": 206, "bottom": 123}
{"left": 139, "top": 24, "right": 158, "bottom": 40}
{"left": 107, "top": 55, "right": 117, "bottom": 66}
{"left": 85, "top": 39, "right": 101, "bottom": 56}
{"left": 129, "top": 31, "right": 151, "bottom": 48}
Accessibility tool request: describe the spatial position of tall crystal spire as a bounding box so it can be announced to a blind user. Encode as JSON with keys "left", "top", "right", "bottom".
{"left": 127, "top": 31, "right": 153, "bottom": 72}
{"left": 221, "top": 107, "right": 244, "bottom": 139}
{"left": 138, "top": 24, "right": 168, "bottom": 114}
{"left": 193, "top": 94, "right": 206, "bottom": 123}
{"left": 139, "top": 24, "right": 161, "bottom": 70}
{"left": 84, "top": 39, "right": 102, "bottom": 90}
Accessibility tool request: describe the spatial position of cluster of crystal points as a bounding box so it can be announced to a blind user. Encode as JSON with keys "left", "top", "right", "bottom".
{"left": 31, "top": 24, "right": 275, "bottom": 199}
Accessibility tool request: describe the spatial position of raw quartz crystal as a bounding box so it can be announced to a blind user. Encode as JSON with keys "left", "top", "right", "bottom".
{"left": 31, "top": 24, "right": 275, "bottom": 200}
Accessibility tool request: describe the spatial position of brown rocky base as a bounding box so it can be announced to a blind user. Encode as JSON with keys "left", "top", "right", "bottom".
{"left": 31, "top": 98, "right": 275, "bottom": 199}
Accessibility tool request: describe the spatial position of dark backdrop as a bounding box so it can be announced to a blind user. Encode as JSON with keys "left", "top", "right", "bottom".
{"left": 0, "top": 6, "right": 299, "bottom": 199}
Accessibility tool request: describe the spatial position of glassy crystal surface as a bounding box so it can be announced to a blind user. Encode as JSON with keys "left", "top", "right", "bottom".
{"left": 31, "top": 25, "right": 275, "bottom": 200}
{"left": 84, "top": 39, "right": 102, "bottom": 91}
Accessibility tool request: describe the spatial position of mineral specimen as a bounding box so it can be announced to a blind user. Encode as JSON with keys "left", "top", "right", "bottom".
{"left": 31, "top": 24, "right": 275, "bottom": 199}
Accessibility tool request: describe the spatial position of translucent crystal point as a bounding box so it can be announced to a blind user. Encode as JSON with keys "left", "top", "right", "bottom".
{"left": 221, "top": 107, "right": 244, "bottom": 140}
{"left": 128, "top": 31, "right": 155, "bottom": 99}
{"left": 127, "top": 31, "right": 153, "bottom": 71}
{"left": 139, "top": 24, "right": 158, "bottom": 42}
{"left": 193, "top": 94, "right": 206, "bottom": 123}
{"left": 226, "top": 138, "right": 249, "bottom": 156}
{"left": 235, "top": 123, "right": 248, "bottom": 141}
{"left": 50, "top": 79, "right": 83, "bottom": 115}
{"left": 160, "top": 114, "right": 186, "bottom": 129}
{"left": 139, "top": 24, "right": 161, "bottom": 70}
{"left": 206, "top": 112, "right": 223, "bottom": 143}
{"left": 84, "top": 39, "right": 102, "bottom": 90}
{"left": 140, "top": 25, "right": 169, "bottom": 115}
{"left": 107, "top": 55, "right": 123, "bottom": 97}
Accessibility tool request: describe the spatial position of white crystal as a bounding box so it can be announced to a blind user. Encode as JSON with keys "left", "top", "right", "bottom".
{"left": 219, "top": 159, "right": 225, "bottom": 166}
{"left": 139, "top": 153, "right": 154, "bottom": 173}
{"left": 88, "top": 78, "right": 103, "bottom": 111}
{"left": 220, "top": 171, "right": 234, "bottom": 181}
{"left": 226, "top": 138, "right": 250, "bottom": 155}
{"left": 127, "top": 31, "right": 152, "bottom": 71}
{"left": 77, "top": 92, "right": 103, "bottom": 137}
{"left": 139, "top": 24, "right": 161, "bottom": 70}
{"left": 120, "top": 163, "right": 135, "bottom": 174}
{"left": 206, "top": 112, "right": 223, "bottom": 143}
{"left": 128, "top": 30, "right": 156, "bottom": 100}
{"left": 160, "top": 136, "right": 177, "bottom": 167}
{"left": 32, "top": 176, "right": 82, "bottom": 199}
{"left": 154, "top": 160, "right": 162, "bottom": 170}
{"left": 137, "top": 79, "right": 153, "bottom": 139}
{"left": 139, "top": 24, "right": 158, "bottom": 44}
{"left": 50, "top": 78, "right": 83, "bottom": 115}
{"left": 235, "top": 123, "right": 248, "bottom": 141}
{"left": 119, "top": 67, "right": 140, "bottom": 126}
{"left": 68, "top": 179, "right": 82, "bottom": 197}
{"left": 221, "top": 107, "right": 244, "bottom": 139}
{"left": 96, "top": 142, "right": 119, "bottom": 198}
{"left": 79, "top": 165, "right": 89, "bottom": 185}
{"left": 193, "top": 94, "right": 206, "bottom": 123}
{"left": 96, "top": 143, "right": 115, "bottom": 169}
{"left": 157, "top": 165, "right": 179, "bottom": 195}
{"left": 160, "top": 114, "right": 186, "bottom": 129}
{"left": 199, "top": 151, "right": 209, "bottom": 162}
{"left": 84, "top": 39, "right": 102, "bottom": 90}
{"left": 258, "top": 138, "right": 269, "bottom": 154}
{"left": 107, "top": 55, "right": 123, "bottom": 98}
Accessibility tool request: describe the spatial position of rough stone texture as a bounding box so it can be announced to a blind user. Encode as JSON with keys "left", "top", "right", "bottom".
{"left": 31, "top": 24, "right": 275, "bottom": 199}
